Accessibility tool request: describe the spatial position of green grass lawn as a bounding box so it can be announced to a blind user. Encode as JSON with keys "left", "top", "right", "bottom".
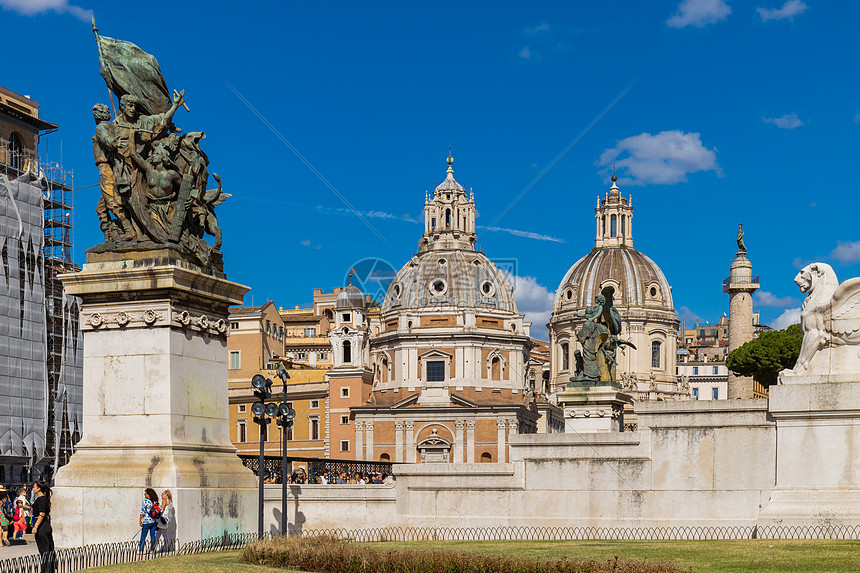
{"left": 83, "top": 539, "right": 860, "bottom": 573}
{"left": 367, "top": 539, "right": 860, "bottom": 573}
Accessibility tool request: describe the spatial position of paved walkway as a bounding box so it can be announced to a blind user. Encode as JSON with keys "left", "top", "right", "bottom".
{"left": 0, "top": 534, "right": 39, "bottom": 559}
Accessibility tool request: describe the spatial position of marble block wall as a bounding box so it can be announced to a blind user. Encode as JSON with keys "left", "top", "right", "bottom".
{"left": 52, "top": 259, "right": 257, "bottom": 547}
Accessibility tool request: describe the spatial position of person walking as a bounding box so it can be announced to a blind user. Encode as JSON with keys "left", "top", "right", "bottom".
{"left": 13, "top": 500, "right": 27, "bottom": 540}
{"left": 154, "top": 489, "right": 176, "bottom": 552}
{"left": 0, "top": 485, "right": 10, "bottom": 546}
{"left": 15, "top": 488, "right": 31, "bottom": 537}
{"left": 138, "top": 488, "right": 159, "bottom": 552}
{"left": 31, "top": 480, "right": 55, "bottom": 573}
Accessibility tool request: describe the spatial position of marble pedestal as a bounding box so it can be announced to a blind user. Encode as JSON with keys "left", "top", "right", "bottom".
{"left": 758, "top": 380, "right": 860, "bottom": 526}
{"left": 52, "top": 253, "right": 256, "bottom": 547}
{"left": 557, "top": 381, "right": 632, "bottom": 433}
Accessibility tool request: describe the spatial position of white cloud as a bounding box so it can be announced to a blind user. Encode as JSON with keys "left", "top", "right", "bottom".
{"left": 518, "top": 46, "right": 532, "bottom": 60}
{"left": 597, "top": 130, "right": 721, "bottom": 185}
{"left": 525, "top": 22, "right": 550, "bottom": 34}
{"left": 755, "top": 290, "right": 797, "bottom": 307}
{"left": 678, "top": 306, "right": 702, "bottom": 324}
{"left": 299, "top": 239, "right": 322, "bottom": 250}
{"left": 757, "top": 0, "right": 809, "bottom": 22}
{"left": 830, "top": 241, "right": 860, "bottom": 263}
{"left": 509, "top": 275, "right": 555, "bottom": 340}
{"left": 771, "top": 307, "right": 801, "bottom": 330}
{"left": 763, "top": 113, "right": 804, "bottom": 129}
{"left": 0, "top": 0, "right": 90, "bottom": 20}
{"left": 667, "top": 0, "right": 731, "bottom": 28}
{"left": 480, "top": 226, "right": 563, "bottom": 243}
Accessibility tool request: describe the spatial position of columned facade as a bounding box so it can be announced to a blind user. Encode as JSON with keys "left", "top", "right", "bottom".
{"left": 352, "top": 155, "right": 545, "bottom": 463}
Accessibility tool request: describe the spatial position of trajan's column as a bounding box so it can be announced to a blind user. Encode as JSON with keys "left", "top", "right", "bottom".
{"left": 723, "top": 224, "right": 760, "bottom": 399}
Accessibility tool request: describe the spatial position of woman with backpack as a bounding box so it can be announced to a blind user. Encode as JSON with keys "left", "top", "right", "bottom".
{"left": 154, "top": 489, "right": 176, "bottom": 552}
{"left": 138, "top": 488, "right": 160, "bottom": 552}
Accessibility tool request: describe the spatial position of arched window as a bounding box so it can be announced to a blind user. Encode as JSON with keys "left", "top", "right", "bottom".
{"left": 491, "top": 356, "right": 501, "bottom": 381}
{"left": 561, "top": 343, "right": 569, "bottom": 371}
{"left": 8, "top": 133, "right": 22, "bottom": 170}
{"left": 621, "top": 215, "right": 626, "bottom": 237}
{"left": 343, "top": 340, "right": 352, "bottom": 363}
{"left": 380, "top": 356, "right": 389, "bottom": 383}
{"left": 601, "top": 215, "right": 606, "bottom": 236}
{"left": 445, "top": 208, "right": 451, "bottom": 228}
{"left": 480, "top": 452, "right": 493, "bottom": 463}
{"left": 610, "top": 214, "right": 617, "bottom": 237}
{"left": 651, "top": 340, "right": 662, "bottom": 368}
{"left": 379, "top": 453, "right": 390, "bottom": 462}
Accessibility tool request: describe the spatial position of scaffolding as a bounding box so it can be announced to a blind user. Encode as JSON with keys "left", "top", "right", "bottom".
{"left": 0, "top": 135, "right": 81, "bottom": 481}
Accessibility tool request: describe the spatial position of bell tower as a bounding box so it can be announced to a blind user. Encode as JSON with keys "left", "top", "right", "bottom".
{"left": 594, "top": 174, "right": 634, "bottom": 248}
{"left": 421, "top": 153, "right": 476, "bottom": 252}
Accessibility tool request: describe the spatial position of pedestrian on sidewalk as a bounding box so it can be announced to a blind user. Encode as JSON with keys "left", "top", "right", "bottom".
{"left": 13, "top": 500, "right": 27, "bottom": 540}
{"left": 0, "top": 485, "right": 10, "bottom": 546}
{"left": 31, "top": 479, "right": 55, "bottom": 573}
{"left": 138, "top": 488, "right": 160, "bottom": 552}
{"left": 154, "top": 489, "right": 176, "bottom": 552}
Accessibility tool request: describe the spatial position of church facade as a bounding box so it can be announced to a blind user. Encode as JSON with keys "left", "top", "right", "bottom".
{"left": 548, "top": 175, "right": 684, "bottom": 407}
{"left": 345, "top": 156, "right": 546, "bottom": 464}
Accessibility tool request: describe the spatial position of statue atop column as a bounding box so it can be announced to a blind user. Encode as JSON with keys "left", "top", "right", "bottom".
{"left": 736, "top": 224, "right": 746, "bottom": 253}
{"left": 572, "top": 285, "right": 635, "bottom": 383}
{"left": 89, "top": 17, "right": 229, "bottom": 271}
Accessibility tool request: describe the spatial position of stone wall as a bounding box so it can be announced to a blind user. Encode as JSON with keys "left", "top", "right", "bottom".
{"left": 258, "top": 387, "right": 860, "bottom": 532}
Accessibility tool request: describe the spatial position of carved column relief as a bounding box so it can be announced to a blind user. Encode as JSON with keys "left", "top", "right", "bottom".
{"left": 466, "top": 420, "right": 475, "bottom": 463}
{"left": 405, "top": 421, "right": 415, "bottom": 463}
{"left": 497, "top": 419, "right": 507, "bottom": 463}
{"left": 394, "top": 421, "right": 404, "bottom": 463}
{"left": 365, "top": 421, "right": 374, "bottom": 462}
{"left": 454, "top": 420, "right": 465, "bottom": 463}
{"left": 354, "top": 420, "right": 364, "bottom": 461}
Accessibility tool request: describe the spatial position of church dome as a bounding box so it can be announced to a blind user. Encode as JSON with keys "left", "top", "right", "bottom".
{"left": 336, "top": 285, "right": 366, "bottom": 309}
{"left": 383, "top": 249, "right": 517, "bottom": 313}
{"left": 554, "top": 247, "right": 674, "bottom": 313}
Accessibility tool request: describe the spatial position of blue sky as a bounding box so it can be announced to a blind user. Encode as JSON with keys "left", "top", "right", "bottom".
{"left": 4, "top": 0, "right": 859, "bottom": 340}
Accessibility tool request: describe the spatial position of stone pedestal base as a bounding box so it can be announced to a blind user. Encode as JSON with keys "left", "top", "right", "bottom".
{"left": 557, "top": 381, "right": 632, "bottom": 433}
{"left": 52, "top": 257, "right": 256, "bottom": 547}
{"left": 758, "top": 381, "right": 860, "bottom": 526}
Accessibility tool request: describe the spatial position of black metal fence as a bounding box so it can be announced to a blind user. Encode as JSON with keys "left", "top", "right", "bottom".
{"left": 238, "top": 455, "right": 394, "bottom": 484}
{"left": 3, "top": 525, "right": 860, "bottom": 573}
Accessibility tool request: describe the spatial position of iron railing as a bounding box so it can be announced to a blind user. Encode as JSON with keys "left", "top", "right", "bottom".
{"left": 3, "top": 525, "right": 860, "bottom": 573}
{"left": 238, "top": 455, "right": 394, "bottom": 484}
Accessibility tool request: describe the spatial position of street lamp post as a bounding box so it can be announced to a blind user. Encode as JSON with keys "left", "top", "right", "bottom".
{"left": 251, "top": 374, "right": 277, "bottom": 538}
{"left": 274, "top": 368, "right": 294, "bottom": 536}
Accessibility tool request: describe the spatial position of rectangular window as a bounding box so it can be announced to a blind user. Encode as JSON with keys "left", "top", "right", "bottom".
{"left": 238, "top": 404, "right": 246, "bottom": 413}
{"left": 237, "top": 420, "right": 246, "bottom": 443}
{"left": 340, "top": 415, "right": 350, "bottom": 425}
{"left": 341, "top": 387, "right": 350, "bottom": 398}
{"left": 304, "top": 327, "right": 317, "bottom": 337}
{"left": 317, "top": 352, "right": 329, "bottom": 361}
{"left": 342, "top": 313, "right": 351, "bottom": 322}
{"left": 294, "top": 352, "right": 308, "bottom": 361}
{"left": 426, "top": 360, "right": 445, "bottom": 382}
{"left": 310, "top": 400, "right": 319, "bottom": 409}
{"left": 340, "top": 440, "right": 350, "bottom": 452}
{"left": 712, "top": 387, "right": 719, "bottom": 400}
{"left": 713, "top": 366, "right": 719, "bottom": 375}
{"left": 310, "top": 417, "right": 320, "bottom": 440}
{"left": 693, "top": 366, "right": 698, "bottom": 375}
{"left": 231, "top": 322, "right": 239, "bottom": 329}
{"left": 692, "top": 388, "right": 699, "bottom": 400}
{"left": 229, "top": 351, "right": 240, "bottom": 370}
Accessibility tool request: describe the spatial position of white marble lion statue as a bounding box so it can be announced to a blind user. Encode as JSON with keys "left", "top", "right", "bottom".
{"left": 779, "top": 262, "right": 860, "bottom": 381}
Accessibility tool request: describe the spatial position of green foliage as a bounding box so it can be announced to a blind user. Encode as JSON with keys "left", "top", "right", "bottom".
{"left": 726, "top": 323, "right": 802, "bottom": 388}
{"left": 241, "top": 535, "right": 690, "bottom": 573}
